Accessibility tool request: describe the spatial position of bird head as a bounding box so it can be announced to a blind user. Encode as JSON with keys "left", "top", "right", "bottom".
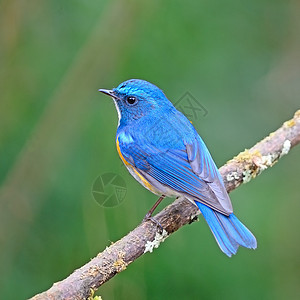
{"left": 99, "top": 79, "right": 174, "bottom": 126}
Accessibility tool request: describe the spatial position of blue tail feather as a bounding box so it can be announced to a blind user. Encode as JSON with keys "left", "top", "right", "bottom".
{"left": 195, "top": 201, "right": 257, "bottom": 257}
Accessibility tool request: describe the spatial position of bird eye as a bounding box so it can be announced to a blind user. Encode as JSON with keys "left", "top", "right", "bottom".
{"left": 126, "top": 96, "right": 138, "bottom": 105}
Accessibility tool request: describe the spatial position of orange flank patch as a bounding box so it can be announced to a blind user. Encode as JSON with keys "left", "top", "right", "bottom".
{"left": 116, "top": 138, "right": 130, "bottom": 166}
{"left": 132, "top": 168, "right": 155, "bottom": 192}
{"left": 116, "top": 137, "right": 155, "bottom": 192}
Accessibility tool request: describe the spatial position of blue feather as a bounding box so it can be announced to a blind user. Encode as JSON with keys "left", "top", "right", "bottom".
{"left": 101, "top": 79, "right": 258, "bottom": 257}
{"left": 196, "top": 201, "right": 257, "bottom": 257}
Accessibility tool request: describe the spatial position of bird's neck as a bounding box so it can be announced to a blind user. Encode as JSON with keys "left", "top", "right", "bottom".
{"left": 117, "top": 106, "right": 177, "bottom": 138}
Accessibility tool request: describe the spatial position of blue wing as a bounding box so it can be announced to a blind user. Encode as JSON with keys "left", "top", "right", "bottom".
{"left": 117, "top": 118, "right": 232, "bottom": 215}
{"left": 117, "top": 112, "right": 256, "bottom": 256}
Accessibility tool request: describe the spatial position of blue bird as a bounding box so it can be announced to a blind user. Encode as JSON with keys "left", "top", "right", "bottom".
{"left": 99, "top": 79, "right": 257, "bottom": 257}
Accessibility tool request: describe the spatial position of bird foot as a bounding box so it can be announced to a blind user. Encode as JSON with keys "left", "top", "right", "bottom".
{"left": 142, "top": 214, "right": 164, "bottom": 233}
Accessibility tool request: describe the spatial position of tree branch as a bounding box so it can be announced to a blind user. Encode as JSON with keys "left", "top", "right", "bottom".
{"left": 31, "top": 110, "right": 300, "bottom": 300}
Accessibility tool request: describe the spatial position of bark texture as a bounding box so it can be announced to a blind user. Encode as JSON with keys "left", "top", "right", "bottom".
{"left": 31, "top": 110, "right": 300, "bottom": 300}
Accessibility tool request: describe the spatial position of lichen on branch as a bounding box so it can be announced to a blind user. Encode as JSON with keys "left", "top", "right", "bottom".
{"left": 31, "top": 110, "right": 300, "bottom": 300}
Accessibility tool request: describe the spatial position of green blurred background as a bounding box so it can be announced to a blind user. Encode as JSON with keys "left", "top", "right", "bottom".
{"left": 1, "top": 0, "right": 300, "bottom": 299}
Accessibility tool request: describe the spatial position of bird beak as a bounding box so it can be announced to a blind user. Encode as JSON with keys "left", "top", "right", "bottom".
{"left": 98, "top": 89, "right": 116, "bottom": 98}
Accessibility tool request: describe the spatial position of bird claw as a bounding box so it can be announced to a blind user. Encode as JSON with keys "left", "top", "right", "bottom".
{"left": 142, "top": 214, "right": 164, "bottom": 233}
